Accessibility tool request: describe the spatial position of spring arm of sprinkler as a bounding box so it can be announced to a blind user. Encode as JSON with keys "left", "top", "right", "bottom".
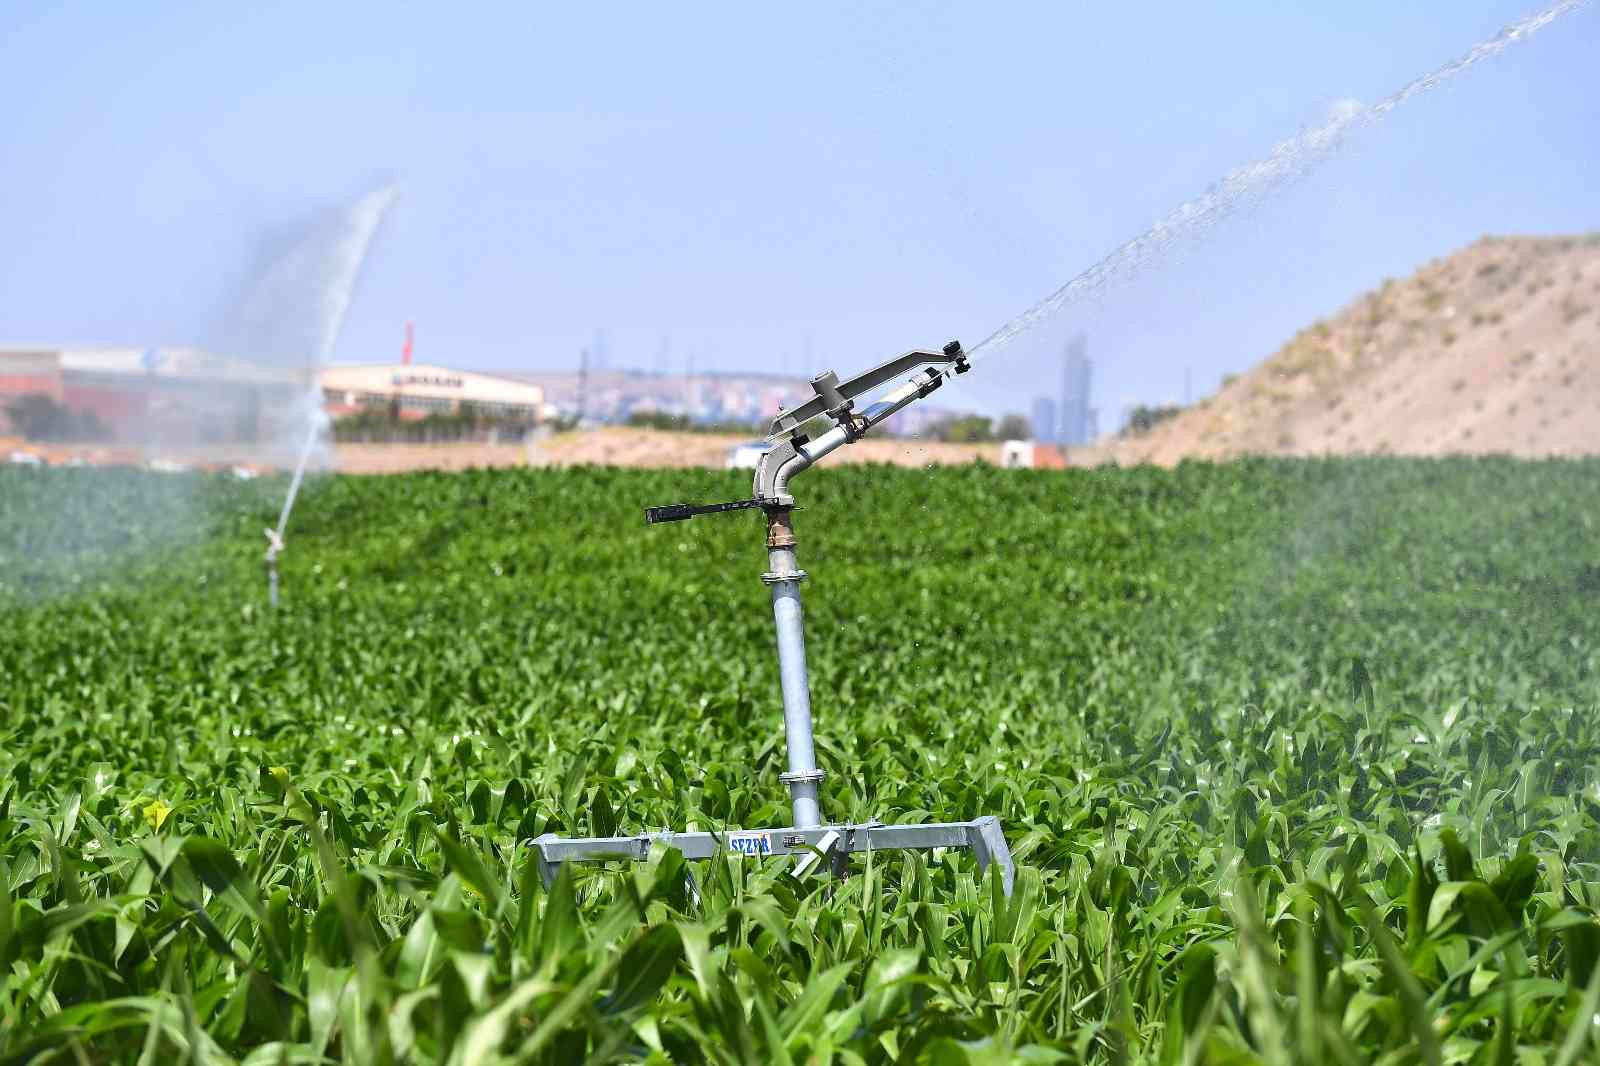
{"left": 765, "top": 341, "right": 969, "bottom": 440}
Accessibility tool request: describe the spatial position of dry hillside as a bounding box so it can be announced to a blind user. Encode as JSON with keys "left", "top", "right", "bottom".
{"left": 1087, "top": 233, "right": 1600, "bottom": 464}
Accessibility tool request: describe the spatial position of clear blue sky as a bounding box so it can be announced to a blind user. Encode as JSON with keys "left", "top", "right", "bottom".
{"left": 1, "top": 2, "right": 1594, "bottom": 422}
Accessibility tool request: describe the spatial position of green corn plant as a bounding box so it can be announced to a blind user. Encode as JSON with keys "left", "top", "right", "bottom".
{"left": 1, "top": 458, "right": 1599, "bottom": 1061}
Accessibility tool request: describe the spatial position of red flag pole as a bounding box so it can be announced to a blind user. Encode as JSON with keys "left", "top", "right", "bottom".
{"left": 403, "top": 321, "right": 414, "bottom": 365}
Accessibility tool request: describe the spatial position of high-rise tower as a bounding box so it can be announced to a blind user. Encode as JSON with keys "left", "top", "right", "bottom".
{"left": 1060, "top": 333, "right": 1092, "bottom": 445}
{"left": 1031, "top": 396, "right": 1057, "bottom": 443}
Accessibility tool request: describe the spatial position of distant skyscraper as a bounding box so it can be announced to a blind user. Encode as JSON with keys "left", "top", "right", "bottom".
{"left": 1031, "top": 396, "right": 1057, "bottom": 443}
{"left": 1060, "top": 333, "right": 1092, "bottom": 445}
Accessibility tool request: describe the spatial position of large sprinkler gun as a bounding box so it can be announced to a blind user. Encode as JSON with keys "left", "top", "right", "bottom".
{"left": 534, "top": 341, "right": 1016, "bottom": 895}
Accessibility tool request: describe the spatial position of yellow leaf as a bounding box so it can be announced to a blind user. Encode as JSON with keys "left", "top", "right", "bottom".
{"left": 143, "top": 799, "right": 172, "bottom": 831}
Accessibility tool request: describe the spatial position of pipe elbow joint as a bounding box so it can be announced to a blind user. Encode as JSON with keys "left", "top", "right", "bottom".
{"left": 754, "top": 440, "right": 808, "bottom": 503}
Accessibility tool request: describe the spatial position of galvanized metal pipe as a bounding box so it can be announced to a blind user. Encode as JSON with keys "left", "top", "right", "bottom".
{"left": 769, "top": 424, "right": 849, "bottom": 499}
{"left": 858, "top": 377, "right": 926, "bottom": 429}
{"left": 770, "top": 560, "right": 821, "bottom": 827}
{"left": 766, "top": 509, "right": 822, "bottom": 828}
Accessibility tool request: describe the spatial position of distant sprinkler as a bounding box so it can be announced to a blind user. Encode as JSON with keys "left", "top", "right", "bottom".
{"left": 263, "top": 528, "right": 285, "bottom": 608}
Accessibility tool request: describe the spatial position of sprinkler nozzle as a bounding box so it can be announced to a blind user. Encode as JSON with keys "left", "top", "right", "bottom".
{"left": 943, "top": 340, "right": 970, "bottom": 374}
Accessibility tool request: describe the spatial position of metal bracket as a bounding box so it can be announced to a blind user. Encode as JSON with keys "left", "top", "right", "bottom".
{"left": 790, "top": 829, "right": 840, "bottom": 880}
{"left": 532, "top": 817, "right": 1016, "bottom": 896}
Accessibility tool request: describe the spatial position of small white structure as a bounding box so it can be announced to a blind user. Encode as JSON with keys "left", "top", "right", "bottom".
{"left": 1000, "top": 440, "right": 1034, "bottom": 468}
{"left": 999, "top": 439, "right": 1068, "bottom": 469}
{"left": 726, "top": 440, "right": 773, "bottom": 470}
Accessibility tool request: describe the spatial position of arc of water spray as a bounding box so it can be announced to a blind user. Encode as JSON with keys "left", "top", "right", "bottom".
{"left": 967, "top": 0, "right": 1586, "bottom": 362}
{"left": 264, "top": 183, "right": 398, "bottom": 605}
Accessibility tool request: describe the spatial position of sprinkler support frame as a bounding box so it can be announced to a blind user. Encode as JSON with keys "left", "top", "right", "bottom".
{"left": 534, "top": 340, "right": 1016, "bottom": 896}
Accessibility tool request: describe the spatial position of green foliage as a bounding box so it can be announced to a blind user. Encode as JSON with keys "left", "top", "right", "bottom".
{"left": 624, "top": 411, "right": 770, "bottom": 436}
{"left": 332, "top": 403, "right": 534, "bottom": 444}
{"left": 995, "top": 414, "right": 1032, "bottom": 441}
{"left": 932, "top": 414, "right": 995, "bottom": 442}
{"left": 2, "top": 457, "right": 1600, "bottom": 1062}
{"left": 623, "top": 411, "right": 835, "bottom": 439}
{"left": 4, "top": 393, "right": 111, "bottom": 442}
{"left": 1121, "top": 404, "right": 1184, "bottom": 437}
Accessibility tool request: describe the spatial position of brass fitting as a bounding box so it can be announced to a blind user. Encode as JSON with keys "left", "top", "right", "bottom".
{"left": 766, "top": 506, "right": 797, "bottom": 549}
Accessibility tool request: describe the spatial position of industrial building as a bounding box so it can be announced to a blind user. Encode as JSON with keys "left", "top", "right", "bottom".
{"left": 0, "top": 347, "right": 310, "bottom": 443}
{"left": 320, "top": 363, "right": 547, "bottom": 423}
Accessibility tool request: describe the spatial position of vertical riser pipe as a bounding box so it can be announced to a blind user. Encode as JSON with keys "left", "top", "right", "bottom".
{"left": 769, "top": 549, "right": 821, "bottom": 828}
{"left": 764, "top": 505, "right": 824, "bottom": 830}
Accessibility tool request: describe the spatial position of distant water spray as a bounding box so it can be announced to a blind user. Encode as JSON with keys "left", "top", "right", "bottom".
{"left": 236, "top": 183, "right": 396, "bottom": 605}
{"left": 224, "top": 184, "right": 399, "bottom": 375}
{"left": 968, "top": 0, "right": 1585, "bottom": 361}
{"left": 270, "top": 184, "right": 395, "bottom": 525}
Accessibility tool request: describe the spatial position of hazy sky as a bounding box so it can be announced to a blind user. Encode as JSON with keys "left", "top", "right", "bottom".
{"left": 1, "top": 2, "right": 1594, "bottom": 421}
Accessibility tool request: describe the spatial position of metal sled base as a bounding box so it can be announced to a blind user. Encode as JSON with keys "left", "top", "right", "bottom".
{"left": 533, "top": 815, "right": 1015, "bottom": 896}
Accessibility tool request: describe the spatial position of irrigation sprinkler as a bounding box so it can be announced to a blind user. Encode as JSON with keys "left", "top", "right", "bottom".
{"left": 263, "top": 416, "right": 323, "bottom": 608}
{"left": 534, "top": 340, "right": 1017, "bottom": 895}
{"left": 263, "top": 529, "right": 284, "bottom": 608}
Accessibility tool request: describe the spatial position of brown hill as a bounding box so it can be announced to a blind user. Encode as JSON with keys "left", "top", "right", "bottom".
{"left": 1084, "top": 233, "right": 1600, "bottom": 464}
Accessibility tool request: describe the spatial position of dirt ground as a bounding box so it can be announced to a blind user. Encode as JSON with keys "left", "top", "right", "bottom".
{"left": 2, "top": 429, "right": 1002, "bottom": 476}
{"left": 336, "top": 429, "right": 998, "bottom": 474}
{"left": 332, "top": 442, "right": 533, "bottom": 474}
